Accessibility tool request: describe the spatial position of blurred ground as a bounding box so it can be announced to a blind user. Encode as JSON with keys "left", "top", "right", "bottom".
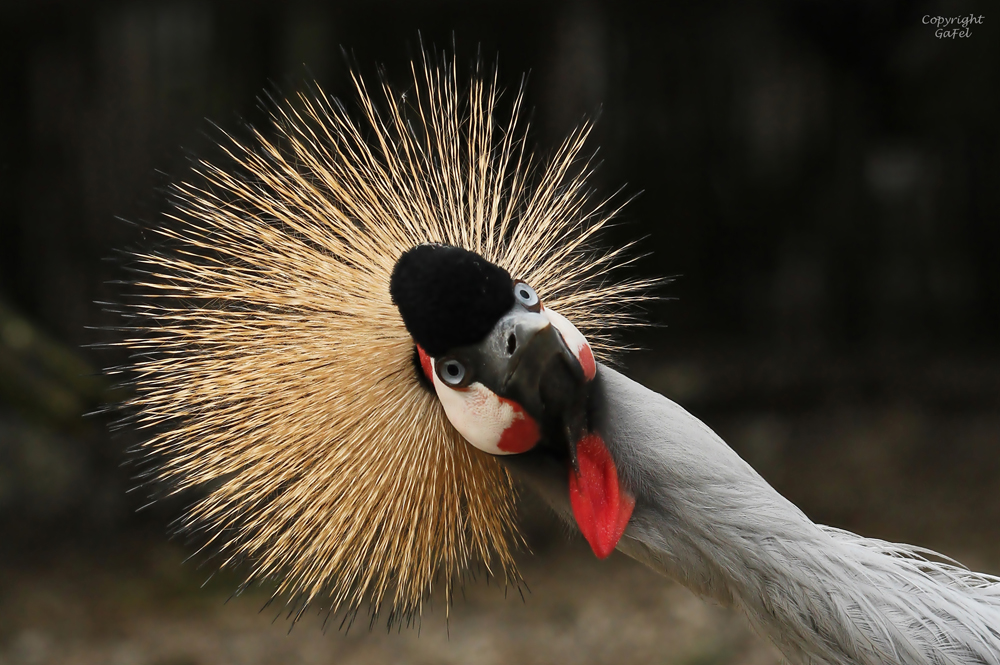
{"left": 0, "top": 536, "right": 781, "bottom": 665}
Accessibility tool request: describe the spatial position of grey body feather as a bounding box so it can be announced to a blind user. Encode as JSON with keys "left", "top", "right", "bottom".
{"left": 504, "top": 364, "right": 1000, "bottom": 665}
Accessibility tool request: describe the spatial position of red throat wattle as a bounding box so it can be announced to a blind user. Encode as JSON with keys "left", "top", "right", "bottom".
{"left": 568, "top": 433, "right": 635, "bottom": 559}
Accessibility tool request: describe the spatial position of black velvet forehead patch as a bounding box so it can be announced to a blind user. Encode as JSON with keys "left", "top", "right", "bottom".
{"left": 390, "top": 244, "right": 515, "bottom": 357}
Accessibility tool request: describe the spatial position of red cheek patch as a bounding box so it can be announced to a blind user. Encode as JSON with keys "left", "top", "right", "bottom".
{"left": 578, "top": 344, "right": 596, "bottom": 382}
{"left": 568, "top": 433, "right": 635, "bottom": 559}
{"left": 416, "top": 345, "right": 434, "bottom": 383}
{"left": 496, "top": 397, "right": 541, "bottom": 453}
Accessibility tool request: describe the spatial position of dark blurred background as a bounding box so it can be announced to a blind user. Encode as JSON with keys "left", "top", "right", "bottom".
{"left": 0, "top": 1, "right": 997, "bottom": 663}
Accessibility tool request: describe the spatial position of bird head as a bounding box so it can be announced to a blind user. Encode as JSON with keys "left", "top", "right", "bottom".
{"left": 115, "top": 52, "right": 657, "bottom": 626}
{"left": 391, "top": 243, "right": 633, "bottom": 560}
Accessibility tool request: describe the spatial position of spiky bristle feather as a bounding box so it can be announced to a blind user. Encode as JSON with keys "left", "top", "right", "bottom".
{"left": 111, "top": 53, "right": 659, "bottom": 624}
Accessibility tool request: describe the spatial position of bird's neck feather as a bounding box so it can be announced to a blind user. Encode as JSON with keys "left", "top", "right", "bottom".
{"left": 512, "top": 364, "right": 1000, "bottom": 665}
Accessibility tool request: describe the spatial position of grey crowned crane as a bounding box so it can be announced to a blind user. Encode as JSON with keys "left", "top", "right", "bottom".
{"left": 114, "top": 55, "right": 1000, "bottom": 664}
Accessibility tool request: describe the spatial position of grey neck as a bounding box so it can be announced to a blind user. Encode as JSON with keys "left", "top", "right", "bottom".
{"left": 503, "top": 364, "right": 1000, "bottom": 665}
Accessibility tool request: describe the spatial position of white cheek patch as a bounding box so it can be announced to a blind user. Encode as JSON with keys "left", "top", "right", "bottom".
{"left": 431, "top": 362, "right": 540, "bottom": 455}
{"left": 542, "top": 306, "right": 597, "bottom": 381}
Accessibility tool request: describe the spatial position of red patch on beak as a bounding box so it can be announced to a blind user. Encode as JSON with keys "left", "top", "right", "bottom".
{"left": 496, "top": 397, "right": 541, "bottom": 453}
{"left": 568, "top": 433, "right": 635, "bottom": 559}
{"left": 416, "top": 345, "right": 434, "bottom": 383}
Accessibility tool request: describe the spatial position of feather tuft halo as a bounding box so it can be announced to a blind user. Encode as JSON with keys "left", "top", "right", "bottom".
{"left": 110, "top": 51, "right": 660, "bottom": 626}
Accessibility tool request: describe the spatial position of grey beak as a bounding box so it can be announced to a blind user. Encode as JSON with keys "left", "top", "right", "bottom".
{"left": 496, "top": 313, "right": 589, "bottom": 465}
{"left": 443, "top": 308, "right": 591, "bottom": 464}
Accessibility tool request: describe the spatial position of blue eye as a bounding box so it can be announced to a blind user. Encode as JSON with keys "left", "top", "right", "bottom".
{"left": 514, "top": 281, "right": 540, "bottom": 310}
{"left": 438, "top": 358, "right": 467, "bottom": 386}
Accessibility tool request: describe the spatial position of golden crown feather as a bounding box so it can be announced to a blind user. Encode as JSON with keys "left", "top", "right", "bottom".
{"left": 111, "top": 52, "right": 657, "bottom": 625}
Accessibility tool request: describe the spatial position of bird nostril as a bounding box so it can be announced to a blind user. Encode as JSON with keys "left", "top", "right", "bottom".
{"left": 507, "top": 333, "right": 517, "bottom": 355}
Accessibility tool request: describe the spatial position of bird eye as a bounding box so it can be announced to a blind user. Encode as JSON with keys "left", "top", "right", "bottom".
{"left": 437, "top": 358, "right": 468, "bottom": 387}
{"left": 513, "top": 280, "right": 541, "bottom": 312}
